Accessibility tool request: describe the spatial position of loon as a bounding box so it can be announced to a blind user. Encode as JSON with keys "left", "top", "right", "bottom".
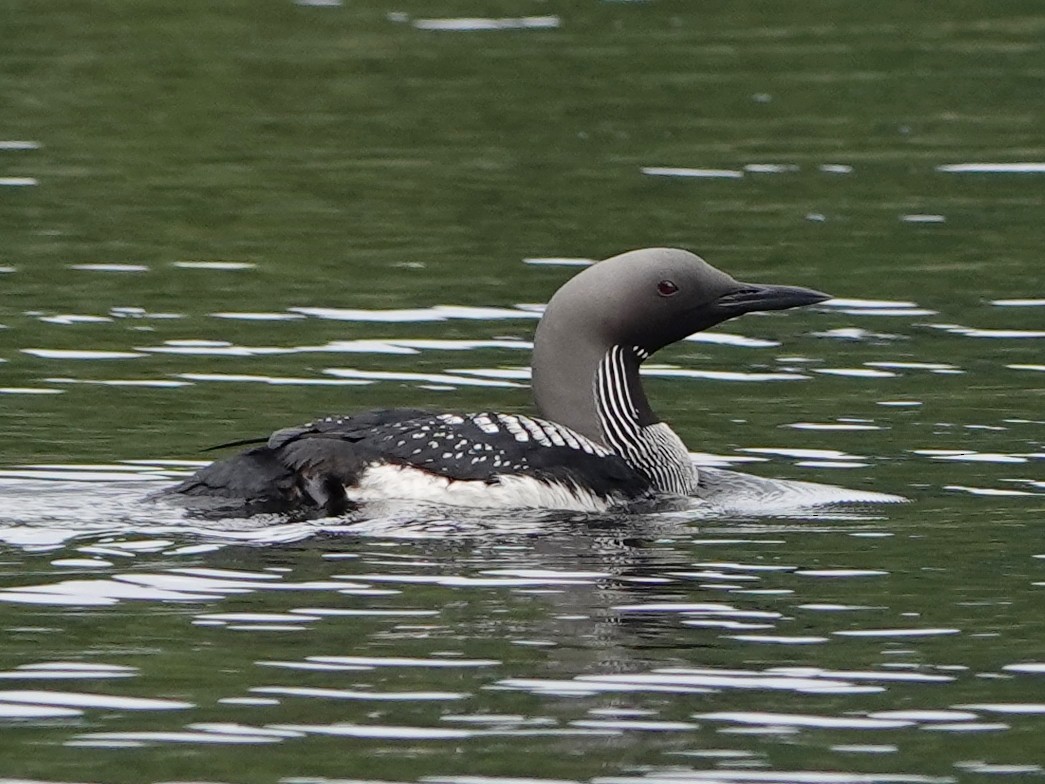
{"left": 165, "top": 248, "right": 829, "bottom": 515}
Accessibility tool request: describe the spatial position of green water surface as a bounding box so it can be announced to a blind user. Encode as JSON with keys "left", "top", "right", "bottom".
{"left": 1, "top": 2, "right": 1043, "bottom": 783}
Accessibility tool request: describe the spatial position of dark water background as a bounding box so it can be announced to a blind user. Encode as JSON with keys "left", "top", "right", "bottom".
{"left": 1, "top": 2, "right": 1043, "bottom": 782}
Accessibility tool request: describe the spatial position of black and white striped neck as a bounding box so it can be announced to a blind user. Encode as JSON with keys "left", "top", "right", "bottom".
{"left": 594, "top": 344, "right": 697, "bottom": 495}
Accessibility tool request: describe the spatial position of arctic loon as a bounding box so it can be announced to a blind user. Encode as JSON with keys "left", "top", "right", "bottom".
{"left": 165, "top": 248, "right": 829, "bottom": 514}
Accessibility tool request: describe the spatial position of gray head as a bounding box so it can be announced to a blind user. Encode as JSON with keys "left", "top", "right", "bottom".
{"left": 536, "top": 247, "right": 829, "bottom": 357}
{"left": 532, "top": 247, "right": 829, "bottom": 443}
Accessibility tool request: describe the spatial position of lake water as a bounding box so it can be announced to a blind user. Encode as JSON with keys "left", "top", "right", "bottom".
{"left": 1, "top": 2, "right": 1044, "bottom": 782}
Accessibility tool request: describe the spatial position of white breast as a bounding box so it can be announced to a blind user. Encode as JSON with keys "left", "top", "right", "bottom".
{"left": 345, "top": 464, "right": 614, "bottom": 513}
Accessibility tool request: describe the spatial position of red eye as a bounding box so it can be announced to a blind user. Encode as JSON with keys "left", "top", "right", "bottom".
{"left": 657, "top": 279, "right": 679, "bottom": 297}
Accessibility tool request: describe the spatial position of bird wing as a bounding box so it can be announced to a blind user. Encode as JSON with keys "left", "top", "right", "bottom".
{"left": 167, "top": 409, "right": 649, "bottom": 514}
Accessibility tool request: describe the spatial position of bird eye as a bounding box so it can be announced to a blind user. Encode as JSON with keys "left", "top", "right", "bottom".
{"left": 657, "top": 279, "right": 679, "bottom": 297}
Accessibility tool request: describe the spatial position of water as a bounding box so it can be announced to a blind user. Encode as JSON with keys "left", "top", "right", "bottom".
{"left": 2, "top": 1, "right": 1044, "bottom": 782}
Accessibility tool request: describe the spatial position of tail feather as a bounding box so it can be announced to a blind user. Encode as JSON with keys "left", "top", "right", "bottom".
{"left": 201, "top": 436, "right": 270, "bottom": 453}
{"left": 166, "top": 447, "right": 296, "bottom": 500}
{"left": 163, "top": 438, "right": 370, "bottom": 516}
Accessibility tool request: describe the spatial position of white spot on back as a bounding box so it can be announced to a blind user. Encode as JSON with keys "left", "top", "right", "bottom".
{"left": 470, "top": 413, "right": 499, "bottom": 434}
{"left": 517, "top": 415, "right": 552, "bottom": 447}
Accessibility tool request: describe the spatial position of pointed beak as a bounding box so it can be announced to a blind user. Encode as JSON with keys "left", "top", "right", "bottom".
{"left": 712, "top": 282, "right": 831, "bottom": 317}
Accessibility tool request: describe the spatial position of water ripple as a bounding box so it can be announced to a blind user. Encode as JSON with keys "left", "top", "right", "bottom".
{"left": 21, "top": 349, "right": 144, "bottom": 360}
{"left": 695, "top": 711, "right": 914, "bottom": 729}
{"left": 0, "top": 662, "right": 138, "bottom": 680}
{"left": 0, "top": 689, "right": 192, "bottom": 711}
{"left": 641, "top": 167, "right": 745, "bottom": 179}
{"left": 928, "top": 324, "right": 1045, "bottom": 339}
{"left": 290, "top": 305, "right": 540, "bottom": 322}
{"left": 68, "top": 263, "right": 148, "bottom": 272}
{"left": 412, "top": 16, "right": 560, "bottom": 31}
{"left": 938, "top": 162, "right": 1045, "bottom": 174}
{"left": 593, "top": 773, "right": 951, "bottom": 784}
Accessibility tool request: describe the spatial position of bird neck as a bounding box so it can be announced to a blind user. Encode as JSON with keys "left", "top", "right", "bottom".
{"left": 532, "top": 319, "right": 696, "bottom": 495}
{"left": 593, "top": 345, "right": 697, "bottom": 495}
{"left": 532, "top": 301, "right": 656, "bottom": 444}
{"left": 593, "top": 344, "right": 658, "bottom": 440}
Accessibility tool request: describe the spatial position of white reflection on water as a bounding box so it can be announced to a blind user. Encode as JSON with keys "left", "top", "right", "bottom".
{"left": 816, "top": 368, "right": 897, "bottom": 378}
{"left": 785, "top": 423, "right": 882, "bottom": 431}
{"left": 728, "top": 633, "right": 828, "bottom": 645}
{"left": 178, "top": 373, "right": 372, "bottom": 386}
{"left": 412, "top": 16, "right": 560, "bottom": 31}
{"left": 928, "top": 323, "right": 1045, "bottom": 339}
{"left": 21, "top": 348, "right": 144, "bottom": 360}
{"left": 744, "top": 163, "right": 799, "bottom": 173}
{"left": 133, "top": 337, "right": 537, "bottom": 359}
{"left": 643, "top": 367, "right": 807, "bottom": 382}
{"left": 306, "top": 338, "right": 532, "bottom": 355}
{"left": 0, "top": 690, "right": 192, "bottom": 711}
{"left": 831, "top": 744, "right": 899, "bottom": 754}
{"left": 821, "top": 298, "right": 937, "bottom": 317}
{"left": 868, "top": 710, "right": 976, "bottom": 721}
{"left": 641, "top": 167, "right": 744, "bottom": 179}
{"left": 899, "top": 214, "right": 945, "bottom": 223}
{"left": 495, "top": 666, "right": 902, "bottom": 698}
{"left": 992, "top": 298, "right": 1045, "bottom": 307}
{"left": 696, "top": 711, "right": 913, "bottom": 729}
{"left": 938, "top": 162, "right": 1045, "bottom": 173}
{"left": 48, "top": 377, "right": 191, "bottom": 388}
{"left": 68, "top": 263, "right": 149, "bottom": 272}
{"left": 0, "top": 466, "right": 170, "bottom": 481}
{"left": 381, "top": 338, "right": 531, "bottom": 352}
{"left": 914, "top": 450, "right": 1031, "bottom": 464}
{"left": 110, "top": 305, "right": 181, "bottom": 319}
{"left": 452, "top": 360, "right": 805, "bottom": 384}
{"left": 290, "top": 305, "right": 541, "bottom": 322}
{"left": 740, "top": 448, "right": 866, "bottom": 460}
{"left": 0, "top": 703, "right": 80, "bottom": 718}
{"left": 38, "top": 314, "right": 113, "bottom": 324}
{"left": 572, "top": 719, "right": 699, "bottom": 731}
{"left": 822, "top": 297, "right": 919, "bottom": 309}
{"left": 814, "top": 327, "right": 905, "bottom": 341}
{"left": 865, "top": 361, "right": 960, "bottom": 373}
{"left": 71, "top": 728, "right": 292, "bottom": 746}
{"left": 324, "top": 368, "right": 525, "bottom": 388}
{"left": 683, "top": 332, "right": 780, "bottom": 347}
{"left": 959, "top": 702, "right": 1045, "bottom": 714}
{"left": 251, "top": 686, "right": 466, "bottom": 701}
{"left": 1003, "top": 663, "right": 1045, "bottom": 675}
{"left": 275, "top": 722, "right": 486, "bottom": 739}
{"left": 173, "top": 261, "right": 255, "bottom": 270}
{"left": 211, "top": 311, "right": 307, "bottom": 320}
{"left": 138, "top": 340, "right": 292, "bottom": 357}
{"left": 833, "top": 628, "right": 960, "bottom": 638}
{"left": 0, "top": 662, "right": 137, "bottom": 680}
{"left": 523, "top": 257, "right": 594, "bottom": 267}
{"left": 593, "top": 773, "right": 951, "bottom": 783}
